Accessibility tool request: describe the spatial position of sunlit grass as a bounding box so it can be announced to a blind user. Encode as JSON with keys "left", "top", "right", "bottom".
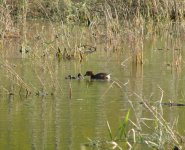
{"left": 84, "top": 81, "right": 183, "bottom": 150}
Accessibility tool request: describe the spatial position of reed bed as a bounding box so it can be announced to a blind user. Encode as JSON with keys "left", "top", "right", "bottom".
{"left": 1, "top": 0, "right": 185, "bottom": 65}
{"left": 0, "top": 18, "right": 184, "bottom": 95}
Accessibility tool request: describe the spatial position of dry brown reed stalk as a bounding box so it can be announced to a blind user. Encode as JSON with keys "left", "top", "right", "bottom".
{"left": 69, "top": 82, "right": 72, "bottom": 99}
{"left": 19, "top": 0, "right": 57, "bottom": 58}
{"left": 125, "top": 26, "right": 144, "bottom": 65}
{"left": 162, "top": 23, "right": 183, "bottom": 73}
{"left": 0, "top": 4, "right": 20, "bottom": 39}
{"left": 173, "top": 47, "right": 182, "bottom": 73}
{"left": 102, "top": 77, "right": 182, "bottom": 149}
{"left": 100, "top": 79, "right": 129, "bottom": 99}
{"left": 2, "top": 0, "right": 185, "bottom": 24}
{"left": 30, "top": 49, "right": 63, "bottom": 94}
{"left": 59, "top": 24, "right": 75, "bottom": 59}
{"left": 21, "top": 0, "right": 28, "bottom": 57}
{"left": 1, "top": 60, "right": 32, "bottom": 94}
{"left": 45, "top": 58, "right": 62, "bottom": 91}
{"left": 133, "top": 92, "right": 180, "bottom": 148}
{"left": 171, "top": 26, "right": 182, "bottom": 72}
{"left": 101, "top": 3, "right": 121, "bottom": 52}
{"left": 58, "top": 24, "right": 97, "bottom": 61}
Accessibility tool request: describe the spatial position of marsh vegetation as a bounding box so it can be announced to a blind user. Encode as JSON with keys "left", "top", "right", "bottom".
{"left": 0, "top": 0, "right": 185, "bottom": 150}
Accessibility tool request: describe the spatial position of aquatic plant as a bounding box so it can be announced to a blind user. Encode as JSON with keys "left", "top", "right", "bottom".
{"left": 107, "top": 110, "right": 130, "bottom": 141}
{"left": 1, "top": 1, "right": 185, "bottom": 23}
{"left": 84, "top": 80, "right": 184, "bottom": 150}
{"left": 1, "top": 1, "right": 185, "bottom": 65}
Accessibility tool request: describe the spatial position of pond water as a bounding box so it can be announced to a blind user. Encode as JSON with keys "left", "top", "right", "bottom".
{"left": 0, "top": 21, "right": 185, "bottom": 149}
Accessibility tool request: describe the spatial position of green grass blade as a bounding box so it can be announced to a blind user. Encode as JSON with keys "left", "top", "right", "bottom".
{"left": 119, "top": 109, "right": 130, "bottom": 139}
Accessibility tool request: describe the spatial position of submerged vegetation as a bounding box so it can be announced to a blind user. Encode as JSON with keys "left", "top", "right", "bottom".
{"left": 0, "top": 0, "right": 185, "bottom": 149}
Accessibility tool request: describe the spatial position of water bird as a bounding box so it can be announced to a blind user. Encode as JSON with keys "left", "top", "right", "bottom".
{"left": 65, "top": 75, "right": 76, "bottom": 79}
{"left": 84, "top": 71, "right": 110, "bottom": 80}
{"left": 173, "top": 146, "right": 180, "bottom": 150}
{"left": 77, "top": 73, "right": 84, "bottom": 80}
{"left": 19, "top": 46, "right": 30, "bottom": 53}
{"left": 65, "top": 73, "right": 84, "bottom": 80}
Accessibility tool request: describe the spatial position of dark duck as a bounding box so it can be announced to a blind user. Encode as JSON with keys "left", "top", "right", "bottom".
{"left": 84, "top": 71, "right": 110, "bottom": 80}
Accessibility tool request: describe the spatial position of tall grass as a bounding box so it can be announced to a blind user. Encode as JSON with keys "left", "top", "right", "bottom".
{"left": 85, "top": 81, "right": 183, "bottom": 150}
{"left": 1, "top": 1, "right": 184, "bottom": 64}
{"left": 1, "top": 1, "right": 184, "bottom": 22}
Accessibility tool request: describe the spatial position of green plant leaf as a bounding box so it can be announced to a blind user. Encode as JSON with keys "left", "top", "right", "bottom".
{"left": 118, "top": 109, "right": 130, "bottom": 139}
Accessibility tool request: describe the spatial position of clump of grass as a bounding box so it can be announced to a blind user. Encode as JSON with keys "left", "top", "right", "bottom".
{"left": 85, "top": 81, "right": 183, "bottom": 150}
{"left": 107, "top": 110, "right": 130, "bottom": 141}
